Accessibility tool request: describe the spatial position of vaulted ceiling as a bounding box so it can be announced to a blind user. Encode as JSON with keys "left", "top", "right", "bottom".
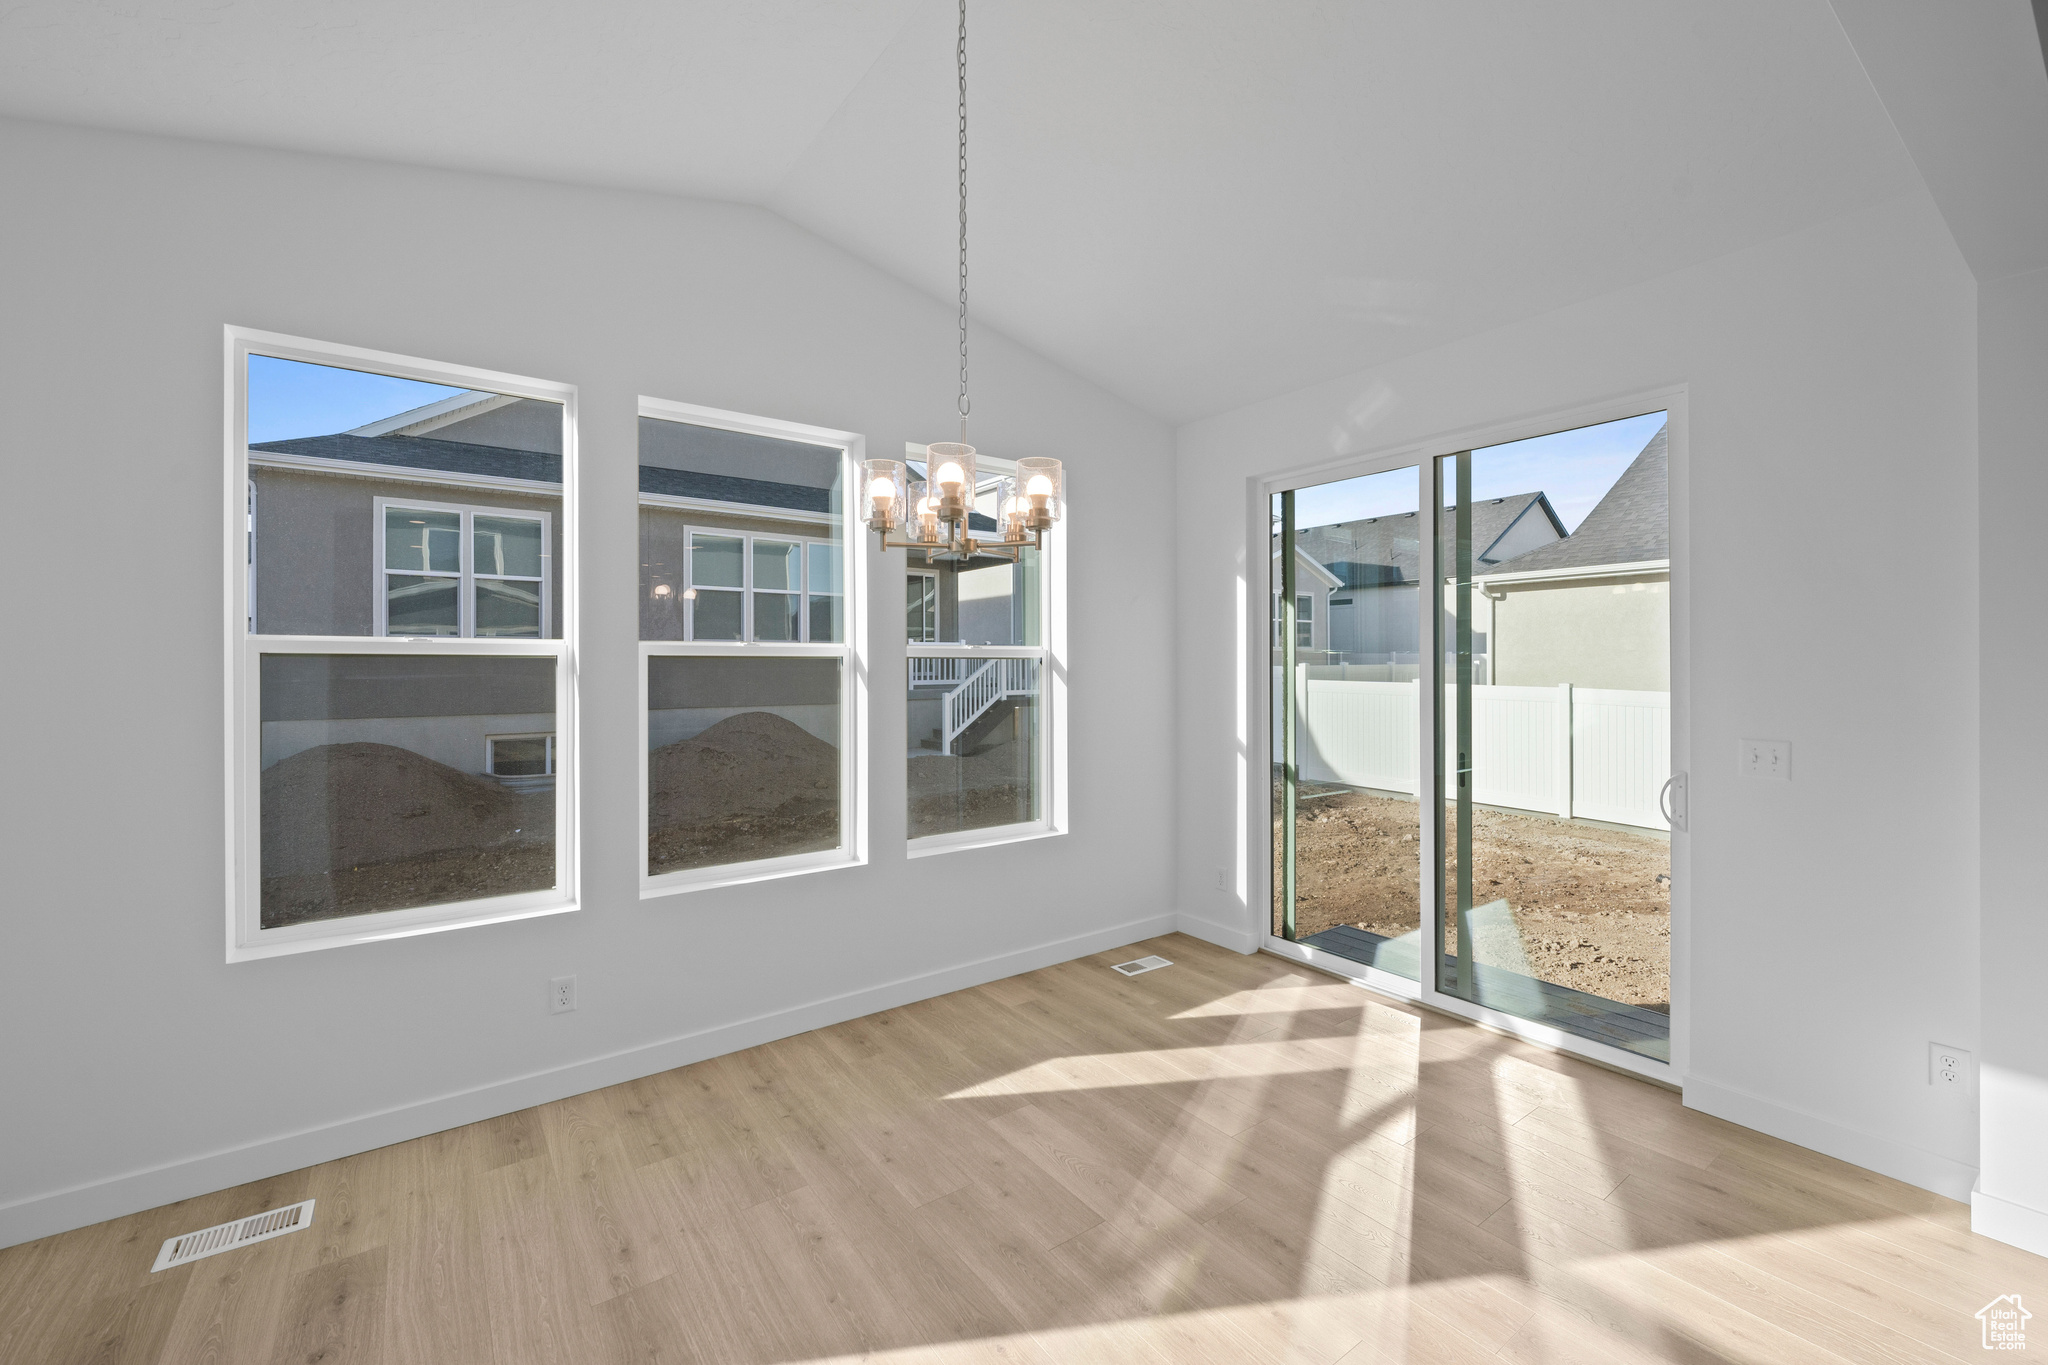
{"left": 3, "top": 1, "right": 2042, "bottom": 422}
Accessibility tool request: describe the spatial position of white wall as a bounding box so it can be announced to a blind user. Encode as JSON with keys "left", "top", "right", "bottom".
{"left": 1975, "top": 263, "right": 2048, "bottom": 1253}
{"left": 1174, "top": 187, "right": 1983, "bottom": 1197}
{"left": 0, "top": 117, "right": 1176, "bottom": 1247}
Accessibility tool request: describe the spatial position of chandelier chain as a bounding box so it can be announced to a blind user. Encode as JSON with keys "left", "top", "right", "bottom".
{"left": 957, "top": 0, "right": 970, "bottom": 440}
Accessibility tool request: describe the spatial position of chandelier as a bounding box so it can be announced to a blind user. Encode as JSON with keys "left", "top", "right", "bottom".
{"left": 857, "top": 0, "right": 1063, "bottom": 563}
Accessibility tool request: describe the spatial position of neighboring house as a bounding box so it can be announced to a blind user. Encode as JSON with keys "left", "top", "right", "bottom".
{"left": 1290, "top": 492, "right": 1567, "bottom": 677}
{"left": 248, "top": 392, "right": 569, "bottom": 640}
{"left": 907, "top": 507, "right": 1035, "bottom": 646}
{"left": 249, "top": 393, "right": 850, "bottom": 778}
{"left": 1268, "top": 545, "right": 1344, "bottom": 659}
{"left": 1474, "top": 425, "right": 1669, "bottom": 691}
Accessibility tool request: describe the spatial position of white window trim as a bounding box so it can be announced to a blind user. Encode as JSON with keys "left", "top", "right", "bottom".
{"left": 372, "top": 495, "right": 551, "bottom": 639}
{"left": 639, "top": 396, "right": 867, "bottom": 899}
{"left": 902, "top": 443, "right": 1067, "bottom": 858}
{"left": 485, "top": 732, "right": 555, "bottom": 776}
{"left": 907, "top": 570, "right": 939, "bottom": 643}
{"left": 678, "top": 526, "right": 841, "bottom": 645}
{"left": 224, "top": 326, "right": 579, "bottom": 962}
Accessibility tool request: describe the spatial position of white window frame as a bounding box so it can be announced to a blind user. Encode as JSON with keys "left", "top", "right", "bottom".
{"left": 677, "top": 527, "right": 842, "bottom": 644}
{"left": 224, "top": 326, "right": 578, "bottom": 962}
{"left": 485, "top": 732, "right": 556, "bottom": 777}
{"left": 372, "top": 496, "right": 552, "bottom": 639}
{"left": 639, "top": 396, "right": 867, "bottom": 898}
{"left": 907, "top": 570, "right": 939, "bottom": 643}
{"left": 904, "top": 443, "right": 1067, "bottom": 859}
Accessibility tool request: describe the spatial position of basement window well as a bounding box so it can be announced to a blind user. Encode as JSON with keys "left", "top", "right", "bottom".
{"left": 226, "top": 328, "right": 579, "bottom": 960}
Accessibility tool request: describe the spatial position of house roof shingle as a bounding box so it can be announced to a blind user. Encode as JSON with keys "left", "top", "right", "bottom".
{"left": 1484, "top": 424, "right": 1668, "bottom": 575}
{"left": 252, "top": 432, "right": 841, "bottom": 514}
{"left": 251, "top": 432, "right": 561, "bottom": 484}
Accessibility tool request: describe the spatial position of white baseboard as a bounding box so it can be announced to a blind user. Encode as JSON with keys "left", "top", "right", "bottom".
{"left": 1173, "top": 911, "right": 1260, "bottom": 954}
{"left": 1683, "top": 1074, "right": 1978, "bottom": 1201}
{"left": 0, "top": 913, "right": 1176, "bottom": 1251}
{"left": 1972, "top": 1185, "right": 2048, "bottom": 1258}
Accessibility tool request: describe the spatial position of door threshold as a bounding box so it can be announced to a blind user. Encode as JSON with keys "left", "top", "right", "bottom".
{"left": 1261, "top": 936, "right": 1680, "bottom": 1091}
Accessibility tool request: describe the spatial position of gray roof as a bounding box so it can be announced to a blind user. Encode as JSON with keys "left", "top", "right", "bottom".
{"left": 252, "top": 433, "right": 840, "bottom": 514}
{"left": 252, "top": 432, "right": 561, "bottom": 484}
{"left": 1291, "top": 492, "right": 1563, "bottom": 589}
{"left": 1486, "top": 424, "right": 1667, "bottom": 575}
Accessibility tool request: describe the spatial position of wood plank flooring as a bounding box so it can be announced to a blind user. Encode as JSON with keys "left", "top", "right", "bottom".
{"left": 2, "top": 932, "right": 2042, "bottom": 1364}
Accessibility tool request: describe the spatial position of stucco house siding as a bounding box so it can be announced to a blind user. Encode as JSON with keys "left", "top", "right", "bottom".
{"left": 251, "top": 466, "right": 564, "bottom": 637}
{"left": 1486, "top": 570, "right": 1670, "bottom": 690}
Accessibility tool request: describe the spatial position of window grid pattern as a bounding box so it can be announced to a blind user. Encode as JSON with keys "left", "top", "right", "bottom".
{"left": 376, "top": 497, "right": 550, "bottom": 639}
{"left": 680, "top": 527, "right": 842, "bottom": 644}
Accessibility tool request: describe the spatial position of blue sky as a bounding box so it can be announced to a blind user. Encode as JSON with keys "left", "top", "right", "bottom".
{"left": 248, "top": 355, "right": 474, "bottom": 443}
{"left": 1288, "top": 410, "right": 1667, "bottom": 533}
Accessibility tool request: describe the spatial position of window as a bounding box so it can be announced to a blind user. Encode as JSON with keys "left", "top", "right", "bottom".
{"left": 227, "top": 328, "right": 576, "bottom": 960}
{"left": 486, "top": 732, "right": 556, "bottom": 780}
{"left": 1296, "top": 594, "right": 1314, "bottom": 648}
{"left": 667, "top": 529, "right": 840, "bottom": 643}
{"left": 907, "top": 571, "right": 938, "bottom": 642}
{"left": 640, "top": 399, "right": 863, "bottom": 893}
{"left": 904, "top": 444, "right": 1063, "bottom": 853}
{"left": 376, "top": 499, "right": 550, "bottom": 637}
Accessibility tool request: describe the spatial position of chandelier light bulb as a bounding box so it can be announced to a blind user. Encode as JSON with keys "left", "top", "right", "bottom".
{"left": 1026, "top": 474, "right": 1054, "bottom": 497}
{"left": 869, "top": 477, "right": 896, "bottom": 504}
{"left": 936, "top": 462, "right": 965, "bottom": 488}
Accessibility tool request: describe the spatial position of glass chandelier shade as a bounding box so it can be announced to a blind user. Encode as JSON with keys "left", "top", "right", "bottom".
{"left": 859, "top": 458, "right": 909, "bottom": 534}
{"left": 1015, "top": 457, "right": 1064, "bottom": 529}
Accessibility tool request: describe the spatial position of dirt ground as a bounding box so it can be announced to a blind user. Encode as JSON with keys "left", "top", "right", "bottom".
{"left": 648, "top": 712, "right": 840, "bottom": 873}
{"left": 1277, "top": 786, "right": 1671, "bottom": 1011}
{"left": 261, "top": 742, "right": 553, "bottom": 927}
{"left": 908, "top": 705, "right": 1035, "bottom": 839}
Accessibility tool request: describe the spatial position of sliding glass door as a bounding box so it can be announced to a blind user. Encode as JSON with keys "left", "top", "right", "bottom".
{"left": 1434, "top": 416, "right": 1671, "bottom": 1059}
{"left": 1271, "top": 464, "right": 1425, "bottom": 981}
{"left": 1272, "top": 412, "right": 1673, "bottom": 1063}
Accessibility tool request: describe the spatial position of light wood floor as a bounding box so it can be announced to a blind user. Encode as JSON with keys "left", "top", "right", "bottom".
{"left": 2, "top": 933, "right": 2043, "bottom": 1364}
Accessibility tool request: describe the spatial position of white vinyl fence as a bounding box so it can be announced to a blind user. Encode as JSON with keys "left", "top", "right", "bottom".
{"left": 1273, "top": 672, "right": 1671, "bottom": 830}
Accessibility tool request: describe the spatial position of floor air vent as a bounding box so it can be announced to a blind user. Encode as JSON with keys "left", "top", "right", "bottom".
{"left": 151, "top": 1199, "right": 315, "bottom": 1272}
{"left": 1111, "top": 955, "right": 1173, "bottom": 976}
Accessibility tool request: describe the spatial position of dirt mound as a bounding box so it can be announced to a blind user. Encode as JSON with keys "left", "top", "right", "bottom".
{"left": 263, "top": 742, "right": 548, "bottom": 876}
{"left": 647, "top": 713, "right": 839, "bottom": 872}
{"left": 649, "top": 712, "right": 837, "bottom": 828}
{"left": 261, "top": 742, "right": 553, "bottom": 927}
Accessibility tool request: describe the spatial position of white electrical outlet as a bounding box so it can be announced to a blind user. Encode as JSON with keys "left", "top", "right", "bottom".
{"left": 1739, "top": 738, "right": 1791, "bottom": 780}
{"left": 1215, "top": 868, "right": 1229, "bottom": 891}
{"left": 1929, "top": 1042, "right": 1972, "bottom": 1090}
{"left": 550, "top": 975, "right": 577, "bottom": 1014}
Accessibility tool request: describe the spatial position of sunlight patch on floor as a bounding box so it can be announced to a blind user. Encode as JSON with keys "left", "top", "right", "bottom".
{"left": 944, "top": 1044, "right": 1356, "bottom": 1100}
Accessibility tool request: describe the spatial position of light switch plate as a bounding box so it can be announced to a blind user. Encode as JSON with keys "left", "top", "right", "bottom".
{"left": 1739, "top": 739, "right": 1790, "bottom": 780}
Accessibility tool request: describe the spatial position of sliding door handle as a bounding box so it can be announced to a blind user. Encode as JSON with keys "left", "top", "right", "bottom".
{"left": 1659, "top": 772, "right": 1688, "bottom": 832}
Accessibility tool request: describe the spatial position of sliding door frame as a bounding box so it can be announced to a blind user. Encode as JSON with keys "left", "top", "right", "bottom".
{"left": 1249, "top": 384, "right": 1690, "bottom": 1085}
